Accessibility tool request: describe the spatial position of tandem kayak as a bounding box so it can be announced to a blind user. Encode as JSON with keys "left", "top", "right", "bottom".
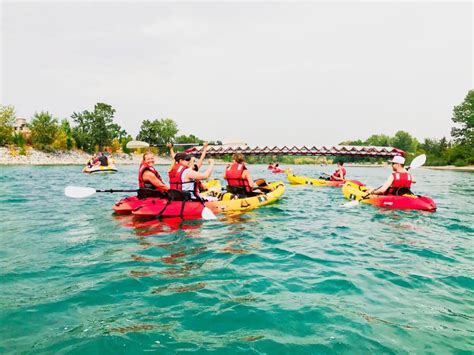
{"left": 287, "top": 172, "right": 364, "bottom": 187}
{"left": 342, "top": 181, "right": 437, "bottom": 212}
{"left": 83, "top": 165, "right": 118, "bottom": 174}
{"left": 113, "top": 181, "right": 285, "bottom": 218}
{"left": 132, "top": 181, "right": 285, "bottom": 218}
{"left": 112, "top": 179, "right": 222, "bottom": 215}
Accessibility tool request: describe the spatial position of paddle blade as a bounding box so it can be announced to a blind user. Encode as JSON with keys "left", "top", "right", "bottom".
{"left": 201, "top": 207, "right": 217, "bottom": 220}
{"left": 341, "top": 200, "right": 360, "bottom": 208}
{"left": 65, "top": 186, "right": 96, "bottom": 198}
{"left": 409, "top": 154, "right": 426, "bottom": 170}
{"left": 126, "top": 140, "right": 150, "bottom": 149}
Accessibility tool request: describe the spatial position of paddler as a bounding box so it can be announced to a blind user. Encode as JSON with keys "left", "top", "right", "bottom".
{"left": 368, "top": 155, "right": 416, "bottom": 195}
{"left": 138, "top": 151, "right": 169, "bottom": 197}
{"left": 167, "top": 142, "right": 208, "bottom": 172}
{"left": 169, "top": 152, "right": 215, "bottom": 200}
{"left": 330, "top": 161, "right": 346, "bottom": 181}
{"left": 224, "top": 153, "right": 262, "bottom": 195}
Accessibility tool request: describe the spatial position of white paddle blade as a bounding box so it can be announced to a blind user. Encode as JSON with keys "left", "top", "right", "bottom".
{"left": 65, "top": 186, "right": 97, "bottom": 198}
{"left": 126, "top": 140, "right": 150, "bottom": 149}
{"left": 409, "top": 154, "right": 426, "bottom": 170}
{"left": 341, "top": 199, "right": 361, "bottom": 208}
{"left": 201, "top": 207, "right": 217, "bottom": 220}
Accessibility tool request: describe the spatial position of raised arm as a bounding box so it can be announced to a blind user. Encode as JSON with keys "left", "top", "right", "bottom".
{"left": 186, "top": 159, "right": 215, "bottom": 181}
{"left": 196, "top": 142, "right": 208, "bottom": 170}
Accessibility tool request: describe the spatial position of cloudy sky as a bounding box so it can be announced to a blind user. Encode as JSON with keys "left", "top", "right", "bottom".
{"left": 1, "top": 1, "right": 472, "bottom": 146}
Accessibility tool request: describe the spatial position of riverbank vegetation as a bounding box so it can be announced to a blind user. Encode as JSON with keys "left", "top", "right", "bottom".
{"left": 340, "top": 90, "right": 473, "bottom": 166}
{"left": 0, "top": 90, "right": 472, "bottom": 166}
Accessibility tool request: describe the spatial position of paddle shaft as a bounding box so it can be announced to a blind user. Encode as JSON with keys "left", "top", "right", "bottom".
{"left": 96, "top": 189, "right": 139, "bottom": 193}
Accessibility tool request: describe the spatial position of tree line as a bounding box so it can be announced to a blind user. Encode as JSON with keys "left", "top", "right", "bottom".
{"left": 0, "top": 103, "right": 213, "bottom": 155}
{"left": 0, "top": 89, "right": 472, "bottom": 166}
{"left": 339, "top": 90, "right": 473, "bottom": 166}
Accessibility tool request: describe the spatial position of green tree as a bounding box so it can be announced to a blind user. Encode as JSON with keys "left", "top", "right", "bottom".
{"left": 452, "top": 89, "right": 474, "bottom": 147}
{"left": 30, "top": 111, "right": 59, "bottom": 151}
{"left": 175, "top": 134, "right": 204, "bottom": 144}
{"left": 60, "top": 119, "right": 74, "bottom": 150}
{"left": 391, "top": 131, "right": 418, "bottom": 153}
{"left": 71, "top": 103, "right": 125, "bottom": 152}
{"left": 0, "top": 105, "right": 15, "bottom": 146}
{"left": 120, "top": 134, "right": 133, "bottom": 154}
{"left": 136, "top": 118, "right": 178, "bottom": 145}
{"left": 365, "top": 134, "right": 392, "bottom": 147}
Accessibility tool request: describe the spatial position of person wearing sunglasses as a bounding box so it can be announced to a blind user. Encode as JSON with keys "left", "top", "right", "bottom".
{"left": 368, "top": 155, "right": 416, "bottom": 196}
{"left": 168, "top": 152, "right": 215, "bottom": 200}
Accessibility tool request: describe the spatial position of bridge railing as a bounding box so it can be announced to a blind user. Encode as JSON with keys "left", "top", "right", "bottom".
{"left": 185, "top": 145, "right": 405, "bottom": 158}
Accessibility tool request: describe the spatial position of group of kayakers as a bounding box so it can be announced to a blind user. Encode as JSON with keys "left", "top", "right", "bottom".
{"left": 138, "top": 143, "right": 262, "bottom": 201}
{"left": 86, "top": 152, "right": 114, "bottom": 168}
{"left": 137, "top": 145, "right": 415, "bottom": 201}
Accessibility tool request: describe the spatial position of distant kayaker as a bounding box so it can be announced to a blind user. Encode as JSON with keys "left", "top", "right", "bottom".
{"left": 331, "top": 161, "right": 346, "bottom": 181}
{"left": 268, "top": 163, "right": 274, "bottom": 170}
{"left": 138, "top": 151, "right": 169, "bottom": 195}
{"left": 368, "top": 156, "right": 416, "bottom": 195}
{"left": 169, "top": 152, "right": 215, "bottom": 200}
{"left": 224, "top": 153, "right": 262, "bottom": 195}
{"left": 86, "top": 154, "right": 98, "bottom": 168}
{"left": 98, "top": 152, "right": 109, "bottom": 166}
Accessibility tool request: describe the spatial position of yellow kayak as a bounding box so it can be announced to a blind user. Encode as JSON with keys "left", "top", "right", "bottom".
{"left": 83, "top": 165, "right": 118, "bottom": 174}
{"left": 201, "top": 179, "right": 221, "bottom": 193}
{"left": 287, "top": 172, "right": 363, "bottom": 187}
{"left": 206, "top": 181, "right": 286, "bottom": 213}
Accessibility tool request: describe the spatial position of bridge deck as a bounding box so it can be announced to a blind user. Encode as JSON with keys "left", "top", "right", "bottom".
{"left": 185, "top": 145, "right": 405, "bottom": 158}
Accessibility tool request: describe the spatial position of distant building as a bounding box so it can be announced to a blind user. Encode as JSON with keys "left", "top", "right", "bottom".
{"left": 14, "top": 118, "right": 31, "bottom": 137}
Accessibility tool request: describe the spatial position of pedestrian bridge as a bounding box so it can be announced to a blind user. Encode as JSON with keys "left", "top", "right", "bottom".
{"left": 185, "top": 144, "right": 405, "bottom": 158}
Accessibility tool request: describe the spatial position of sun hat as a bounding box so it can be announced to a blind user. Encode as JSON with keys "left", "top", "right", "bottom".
{"left": 391, "top": 156, "right": 405, "bottom": 164}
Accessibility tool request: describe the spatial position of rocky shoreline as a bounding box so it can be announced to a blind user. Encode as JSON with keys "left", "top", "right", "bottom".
{"left": 1, "top": 148, "right": 472, "bottom": 171}
{"left": 0, "top": 147, "right": 171, "bottom": 165}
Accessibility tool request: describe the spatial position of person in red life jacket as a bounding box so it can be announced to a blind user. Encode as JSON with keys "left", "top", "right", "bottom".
{"left": 224, "top": 153, "right": 262, "bottom": 194}
{"left": 267, "top": 163, "right": 274, "bottom": 170}
{"left": 330, "top": 161, "right": 346, "bottom": 181}
{"left": 138, "top": 151, "right": 169, "bottom": 195}
{"left": 368, "top": 155, "right": 416, "bottom": 195}
{"left": 167, "top": 142, "right": 208, "bottom": 172}
{"left": 169, "top": 152, "right": 215, "bottom": 200}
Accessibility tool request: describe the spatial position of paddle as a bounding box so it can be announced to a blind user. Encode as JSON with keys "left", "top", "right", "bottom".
{"left": 65, "top": 186, "right": 139, "bottom": 198}
{"left": 341, "top": 154, "right": 426, "bottom": 208}
{"left": 64, "top": 186, "right": 218, "bottom": 220}
{"left": 126, "top": 140, "right": 201, "bottom": 149}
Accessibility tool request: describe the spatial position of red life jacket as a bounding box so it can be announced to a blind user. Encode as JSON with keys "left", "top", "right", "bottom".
{"left": 330, "top": 167, "right": 346, "bottom": 181}
{"left": 138, "top": 163, "right": 165, "bottom": 190}
{"left": 168, "top": 163, "right": 200, "bottom": 197}
{"left": 387, "top": 172, "right": 412, "bottom": 195}
{"left": 224, "top": 162, "right": 252, "bottom": 193}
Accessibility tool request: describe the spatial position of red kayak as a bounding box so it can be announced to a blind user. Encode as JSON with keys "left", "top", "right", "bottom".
{"left": 271, "top": 168, "right": 286, "bottom": 173}
{"left": 366, "top": 195, "right": 436, "bottom": 211}
{"left": 132, "top": 199, "right": 208, "bottom": 218}
{"left": 113, "top": 195, "right": 215, "bottom": 219}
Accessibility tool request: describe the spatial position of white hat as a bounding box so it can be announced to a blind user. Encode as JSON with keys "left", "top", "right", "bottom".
{"left": 391, "top": 155, "right": 405, "bottom": 164}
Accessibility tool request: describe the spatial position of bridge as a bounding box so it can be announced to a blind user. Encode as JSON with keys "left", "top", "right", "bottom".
{"left": 185, "top": 144, "right": 405, "bottom": 158}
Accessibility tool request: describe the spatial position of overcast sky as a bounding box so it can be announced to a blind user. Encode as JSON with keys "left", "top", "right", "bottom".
{"left": 1, "top": 1, "right": 472, "bottom": 146}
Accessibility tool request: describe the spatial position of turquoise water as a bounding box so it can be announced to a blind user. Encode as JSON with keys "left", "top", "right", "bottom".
{"left": 0, "top": 165, "right": 473, "bottom": 354}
